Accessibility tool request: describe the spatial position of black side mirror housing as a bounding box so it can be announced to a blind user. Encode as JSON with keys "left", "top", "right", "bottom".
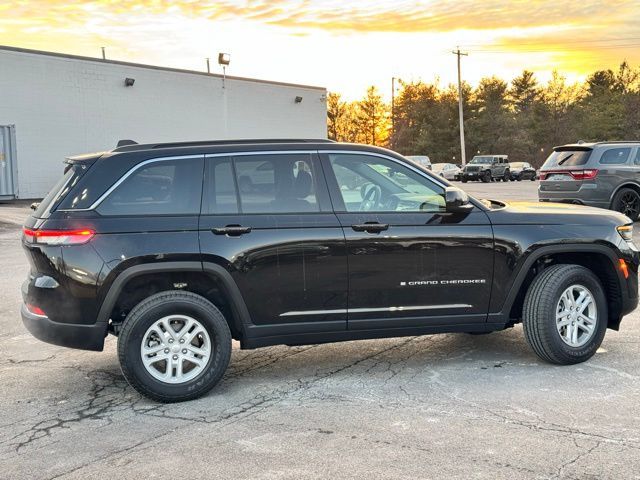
{"left": 445, "top": 187, "right": 474, "bottom": 213}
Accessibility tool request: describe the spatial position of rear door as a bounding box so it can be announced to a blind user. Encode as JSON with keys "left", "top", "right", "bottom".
{"left": 320, "top": 150, "right": 494, "bottom": 330}
{"left": 199, "top": 151, "right": 348, "bottom": 338}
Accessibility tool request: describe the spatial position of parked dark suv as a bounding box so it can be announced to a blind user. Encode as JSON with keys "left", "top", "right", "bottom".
{"left": 22, "top": 139, "right": 638, "bottom": 402}
{"left": 539, "top": 141, "right": 640, "bottom": 220}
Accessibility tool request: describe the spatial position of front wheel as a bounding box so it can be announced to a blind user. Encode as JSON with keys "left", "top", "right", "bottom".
{"left": 611, "top": 187, "right": 640, "bottom": 221}
{"left": 481, "top": 171, "right": 491, "bottom": 183}
{"left": 503, "top": 170, "right": 510, "bottom": 182}
{"left": 118, "top": 291, "right": 232, "bottom": 402}
{"left": 522, "top": 265, "right": 607, "bottom": 365}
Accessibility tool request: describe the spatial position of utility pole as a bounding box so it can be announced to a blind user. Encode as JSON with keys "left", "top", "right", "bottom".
{"left": 101, "top": 47, "right": 106, "bottom": 60}
{"left": 206, "top": 57, "right": 210, "bottom": 73}
{"left": 391, "top": 77, "right": 396, "bottom": 150}
{"left": 452, "top": 47, "right": 468, "bottom": 165}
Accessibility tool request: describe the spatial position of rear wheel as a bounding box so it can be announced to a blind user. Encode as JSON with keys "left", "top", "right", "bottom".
{"left": 611, "top": 187, "right": 640, "bottom": 221}
{"left": 522, "top": 265, "right": 607, "bottom": 365}
{"left": 118, "top": 291, "right": 232, "bottom": 402}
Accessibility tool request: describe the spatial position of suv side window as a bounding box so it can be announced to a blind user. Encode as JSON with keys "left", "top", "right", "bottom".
{"left": 204, "top": 153, "right": 321, "bottom": 214}
{"left": 599, "top": 148, "right": 631, "bottom": 165}
{"left": 97, "top": 157, "right": 203, "bottom": 216}
{"left": 633, "top": 149, "right": 640, "bottom": 166}
{"left": 327, "top": 153, "right": 445, "bottom": 213}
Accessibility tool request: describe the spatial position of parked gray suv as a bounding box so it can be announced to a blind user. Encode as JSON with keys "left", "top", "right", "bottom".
{"left": 539, "top": 142, "right": 640, "bottom": 221}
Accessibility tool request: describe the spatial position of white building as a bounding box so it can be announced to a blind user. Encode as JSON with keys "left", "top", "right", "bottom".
{"left": 0, "top": 46, "right": 327, "bottom": 199}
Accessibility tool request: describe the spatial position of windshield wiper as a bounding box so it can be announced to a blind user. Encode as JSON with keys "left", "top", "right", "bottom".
{"left": 557, "top": 153, "right": 574, "bottom": 166}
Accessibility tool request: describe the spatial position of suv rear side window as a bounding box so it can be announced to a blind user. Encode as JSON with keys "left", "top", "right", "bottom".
{"left": 599, "top": 148, "right": 631, "bottom": 165}
{"left": 97, "top": 157, "right": 203, "bottom": 216}
{"left": 33, "top": 164, "right": 87, "bottom": 218}
{"left": 204, "top": 154, "right": 320, "bottom": 214}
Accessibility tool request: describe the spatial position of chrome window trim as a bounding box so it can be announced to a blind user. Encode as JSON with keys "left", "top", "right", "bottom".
{"left": 57, "top": 149, "right": 445, "bottom": 213}
{"left": 318, "top": 149, "right": 448, "bottom": 189}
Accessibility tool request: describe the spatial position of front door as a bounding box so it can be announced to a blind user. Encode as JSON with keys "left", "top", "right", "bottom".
{"left": 199, "top": 151, "right": 348, "bottom": 338}
{"left": 320, "top": 151, "right": 494, "bottom": 330}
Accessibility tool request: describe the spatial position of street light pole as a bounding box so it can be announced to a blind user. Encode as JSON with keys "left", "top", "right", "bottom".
{"left": 391, "top": 76, "right": 396, "bottom": 150}
{"left": 452, "top": 47, "right": 468, "bottom": 165}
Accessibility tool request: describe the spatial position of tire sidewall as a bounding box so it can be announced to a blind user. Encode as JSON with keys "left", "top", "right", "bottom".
{"left": 120, "top": 296, "right": 230, "bottom": 399}
{"left": 612, "top": 188, "right": 640, "bottom": 221}
{"left": 543, "top": 270, "right": 608, "bottom": 362}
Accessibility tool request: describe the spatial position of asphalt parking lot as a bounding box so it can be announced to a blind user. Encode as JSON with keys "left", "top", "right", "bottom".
{"left": 1, "top": 181, "right": 639, "bottom": 480}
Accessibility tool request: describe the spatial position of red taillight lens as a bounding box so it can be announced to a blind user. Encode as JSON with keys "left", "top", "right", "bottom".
{"left": 23, "top": 228, "right": 95, "bottom": 245}
{"left": 539, "top": 169, "right": 598, "bottom": 181}
{"left": 26, "top": 303, "right": 47, "bottom": 317}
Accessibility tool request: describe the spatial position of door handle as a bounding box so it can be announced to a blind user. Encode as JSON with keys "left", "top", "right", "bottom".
{"left": 351, "top": 222, "right": 389, "bottom": 233}
{"left": 212, "top": 225, "right": 252, "bottom": 236}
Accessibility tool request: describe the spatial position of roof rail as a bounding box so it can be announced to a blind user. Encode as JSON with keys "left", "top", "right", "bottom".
{"left": 113, "top": 138, "right": 335, "bottom": 152}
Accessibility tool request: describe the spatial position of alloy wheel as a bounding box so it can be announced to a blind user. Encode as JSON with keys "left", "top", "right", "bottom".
{"left": 555, "top": 284, "right": 597, "bottom": 348}
{"left": 140, "top": 315, "right": 212, "bottom": 384}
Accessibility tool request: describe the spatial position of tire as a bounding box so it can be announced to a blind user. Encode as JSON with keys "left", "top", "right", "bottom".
{"left": 611, "top": 187, "right": 640, "bottom": 221}
{"left": 461, "top": 177, "right": 468, "bottom": 183}
{"left": 118, "top": 290, "right": 232, "bottom": 403}
{"left": 503, "top": 170, "right": 510, "bottom": 182}
{"left": 481, "top": 171, "right": 491, "bottom": 183}
{"left": 522, "top": 265, "right": 607, "bottom": 365}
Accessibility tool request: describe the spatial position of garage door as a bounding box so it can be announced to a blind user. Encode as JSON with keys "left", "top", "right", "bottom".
{"left": 0, "top": 125, "right": 17, "bottom": 199}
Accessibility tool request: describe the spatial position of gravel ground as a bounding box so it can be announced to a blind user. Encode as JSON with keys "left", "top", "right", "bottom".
{"left": 1, "top": 181, "right": 639, "bottom": 480}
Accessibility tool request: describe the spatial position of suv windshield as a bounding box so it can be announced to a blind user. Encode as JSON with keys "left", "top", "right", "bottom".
{"left": 469, "top": 156, "right": 493, "bottom": 165}
{"left": 542, "top": 150, "right": 591, "bottom": 168}
{"left": 33, "top": 164, "right": 88, "bottom": 218}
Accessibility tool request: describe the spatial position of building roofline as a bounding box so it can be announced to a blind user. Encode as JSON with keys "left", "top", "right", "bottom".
{"left": 0, "top": 45, "right": 326, "bottom": 92}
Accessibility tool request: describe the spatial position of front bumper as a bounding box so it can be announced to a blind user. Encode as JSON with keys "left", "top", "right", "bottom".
{"left": 21, "top": 304, "right": 107, "bottom": 351}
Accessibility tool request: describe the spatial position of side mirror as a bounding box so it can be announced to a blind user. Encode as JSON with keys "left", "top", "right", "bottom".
{"left": 445, "top": 187, "right": 474, "bottom": 213}
{"left": 30, "top": 202, "right": 40, "bottom": 211}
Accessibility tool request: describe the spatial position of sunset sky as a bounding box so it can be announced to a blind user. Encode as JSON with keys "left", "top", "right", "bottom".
{"left": 2, "top": 1, "right": 640, "bottom": 99}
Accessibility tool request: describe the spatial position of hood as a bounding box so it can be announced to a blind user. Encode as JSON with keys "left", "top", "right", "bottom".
{"left": 485, "top": 200, "right": 630, "bottom": 226}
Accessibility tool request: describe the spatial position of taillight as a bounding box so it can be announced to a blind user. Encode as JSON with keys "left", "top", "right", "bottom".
{"left": 23, "top": 227, "right": 95, "bottom": 245}
{"left": 26, "top": 303, "right": 47, "bottom": 317}
{"left": 539, "top": 169, "right": 598, "bottom": 181}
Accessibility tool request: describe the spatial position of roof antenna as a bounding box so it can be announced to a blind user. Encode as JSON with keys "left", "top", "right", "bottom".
{"left": 116, "top": 139, "right": 138, "bottom": 147}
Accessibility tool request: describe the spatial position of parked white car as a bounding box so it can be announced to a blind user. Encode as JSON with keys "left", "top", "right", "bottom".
{"left": 405, "top": 155, "right": 432, "bottom": 170}
{"left": 432, "top": 163, "right": 461, "bottom": 180}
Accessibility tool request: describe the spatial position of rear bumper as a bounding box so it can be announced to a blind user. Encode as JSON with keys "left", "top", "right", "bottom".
{"left": 21, "top": 304, "right": 107, "bottom": 351}
{"left": 538, "top": 195, "right": 609, "bottom": 209}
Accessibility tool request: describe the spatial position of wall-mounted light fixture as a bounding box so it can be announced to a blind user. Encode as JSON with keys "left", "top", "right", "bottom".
{"left": 294, "top": 96, "right": 303, "bottom": 103}
{"left": 124, "top": 77, "right": 135, "bottom": 87}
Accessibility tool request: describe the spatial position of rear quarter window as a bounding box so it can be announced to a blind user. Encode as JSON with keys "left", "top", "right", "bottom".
{"left": 599, "top": 147, "right": 631, "bottom": 165}
{"left": 97, "top": 157, "right": 203, "bottom": 216}
{"left": 33, "top": 164, "right": 87, "bottom": 218}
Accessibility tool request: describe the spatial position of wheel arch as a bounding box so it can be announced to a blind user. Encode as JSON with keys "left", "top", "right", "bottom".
{"left": 97, "top": 262, "right": 252, "bottom": 341}
{"left": 500, "top": 245, "right": 624, "bottom": 330}
{"left": 609, "top": 182, "right": 640, "bottom": 208}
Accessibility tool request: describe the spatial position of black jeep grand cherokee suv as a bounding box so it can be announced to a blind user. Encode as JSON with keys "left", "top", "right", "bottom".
{"left": 22, "top": 139, "right": 638, "bottom": 402}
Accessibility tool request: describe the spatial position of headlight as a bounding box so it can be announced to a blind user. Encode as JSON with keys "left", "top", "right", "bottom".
{"left": 617, "top": 224, "right": 633, "bottom": 241}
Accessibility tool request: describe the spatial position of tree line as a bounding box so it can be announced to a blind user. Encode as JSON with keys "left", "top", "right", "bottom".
{"left": 327, "top": 62, "right": 640, "bottom": 168}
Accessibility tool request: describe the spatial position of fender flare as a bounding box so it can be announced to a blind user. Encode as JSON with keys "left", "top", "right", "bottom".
{"left": 498, "top": 243, "right": 623, "bottom": 316}
{"left": 96, "top": 261, "right": 252, "bottom": 337}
